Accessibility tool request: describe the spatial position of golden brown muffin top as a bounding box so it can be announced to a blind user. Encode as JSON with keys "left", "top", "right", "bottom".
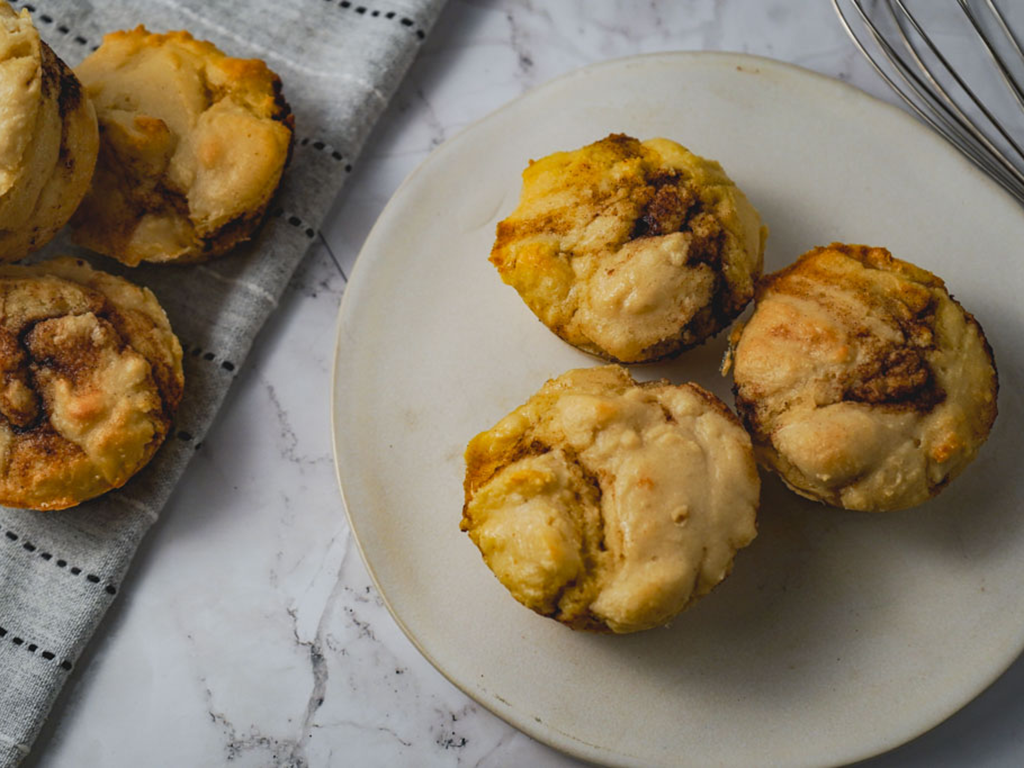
{"left": 730, "top": 243, "right": 997, "bottom": 511}
{"left": 462, "top": 366, "right": 759, "bottom": 633}
{"left": 0, "top": 3, "right": 40, "bottom": 196}
{"left": 490, "top": 134, "right": 766, "bottom": 362}
{"left": 0, "top": 257, "right": 183, "bottom": 509}
{"left": 0, "top": 2, "right": 98, "bottom": 262}
{"left": 72, "top": 26, "right": 293, "bottom": 265}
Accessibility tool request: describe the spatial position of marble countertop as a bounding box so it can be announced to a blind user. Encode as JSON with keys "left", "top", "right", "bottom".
{"left": 28, "top": 1, "right": 1024, "bottom": 766}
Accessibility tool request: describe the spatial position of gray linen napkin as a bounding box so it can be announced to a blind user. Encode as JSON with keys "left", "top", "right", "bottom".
{"left": 0, "top": 0, "right": 446, "bottom": 763}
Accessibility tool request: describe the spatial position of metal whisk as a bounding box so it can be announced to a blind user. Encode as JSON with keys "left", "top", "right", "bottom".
{"left": 834, "top": 0, "right": 1024, "bottom": 205}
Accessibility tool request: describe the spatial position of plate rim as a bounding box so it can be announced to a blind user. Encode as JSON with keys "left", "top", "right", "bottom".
{"left": 330, "top": 50, "right": 1024, "bottom": 768}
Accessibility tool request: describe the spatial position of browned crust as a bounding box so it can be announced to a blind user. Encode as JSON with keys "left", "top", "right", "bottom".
{"left": 6, "top": 427, "right": 87, "bottom": 510}
{"left": 38, "top": 39, "right": 59, "bottom": 101}
{"left": 755, "top": 242, "right": 943, "bottom": 298}
{"left": 271, "top": 72, "right": 296, "bottom": 165}
{"left": 172, "top": 208, "right": 269, "bottom": 265}
{"left": 52, "top": 46, "right": 84, "bottom": 119}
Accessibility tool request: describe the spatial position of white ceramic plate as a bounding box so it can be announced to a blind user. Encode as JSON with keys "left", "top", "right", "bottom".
{"left": 331, "top": 53, "right": 1024, "bottom": 767}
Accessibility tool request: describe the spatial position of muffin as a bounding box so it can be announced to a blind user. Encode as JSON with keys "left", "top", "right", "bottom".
{"left": 0, "top": 2, "right": 98, "bottom": 262}
{"left": 0, "top": 257, "right": 184, "bottom": 510}
{"left": 490, "top": 134, "right": 767, "bottom": 363}
{"left": 728, "top": 243, "right": 997, "bottom": 512}
{"left": 71, "top": 27, "right": 293, "bottom": 266}
{"left": 462, "top": 366, "right": 759, "bottom": 633}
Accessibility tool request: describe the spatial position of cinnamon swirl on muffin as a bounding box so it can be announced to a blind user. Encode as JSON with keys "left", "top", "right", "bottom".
{"left": 462, "top": 365, "right": 759, "bottom": 633}
{"left": 0, "top": 257, "right": 183, "bottom": 509}
{"left": 490, "top": 134, "right": 766, "bottom": 363}
{"left": 728, "top": 243, "right": 997, "bottom": 512}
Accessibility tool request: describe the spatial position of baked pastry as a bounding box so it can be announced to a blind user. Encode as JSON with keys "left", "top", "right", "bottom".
{"left": 0, "top": 257, "right": 184, "bottom": 510}
{"left": 728, "top": 243, "right": 997, "bottom": 512}
{"left": 462, "top": 366, "right": 759, "bottom": 633}
{"left": 490, "top": 134, "right": 767, "bottom": 363}
{"left": 71, "top": 27, "right": 293, "bottom": 266}
{"left": 0, "top": 2, "right": 98, "bottom": 262}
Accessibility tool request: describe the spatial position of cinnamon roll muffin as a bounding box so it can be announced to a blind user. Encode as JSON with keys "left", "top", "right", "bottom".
{"left": 462, "top": 366, "right": 759, "bottom": 633}
{"left": 490, "top": 134, "right": 767, "bottom": 363}
{"left": 728, "top": 243, "right": 997, "bottom": 512}
{"left": 0, "top": 257, "right": 184, "bottom": 509}
{"left": 0, "top": 2, "right": 98, "bottom": 262}
{"left": 72, "top": 27, "right": 293, "bottom": 266}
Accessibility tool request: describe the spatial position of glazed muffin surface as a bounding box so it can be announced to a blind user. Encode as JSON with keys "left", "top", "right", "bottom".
{"left": 490, "top": 134, "right": 766, "bottom": 363}
{"left": 729, "top": 243, "right": 997, "bottom": 512}
{"left": 0, "top": 2, "right": 98, "bottom": 262}
{"left": 72, "top": 26, "right": 293, "bottom": 266}
{"left": 0, "top": 257, "right": 183, "bottom": 509}
{"left": 462, "top": 366, "right": 759, "bottom": 633}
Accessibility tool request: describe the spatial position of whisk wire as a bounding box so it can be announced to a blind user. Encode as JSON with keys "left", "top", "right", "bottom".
{"left": 877, "top": 1, "right": 1020, "bottom": 195}
{"left": 959, "top": 0, "right": 1024, "bottom": 115}
{"left": 834, "top": 0, "right": 1024, "bottom": 205}
{"left": 985, "top": 0, "right": 1024, "bottom": 78}
{"left": 840, "top": 0, "right": 1024, "bottom": 196}
{"left": 894, "top": 0, "right": 1024, "bottom": 177}
{"left": 885, "top": 5, "right": 993, "bottom": 145}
